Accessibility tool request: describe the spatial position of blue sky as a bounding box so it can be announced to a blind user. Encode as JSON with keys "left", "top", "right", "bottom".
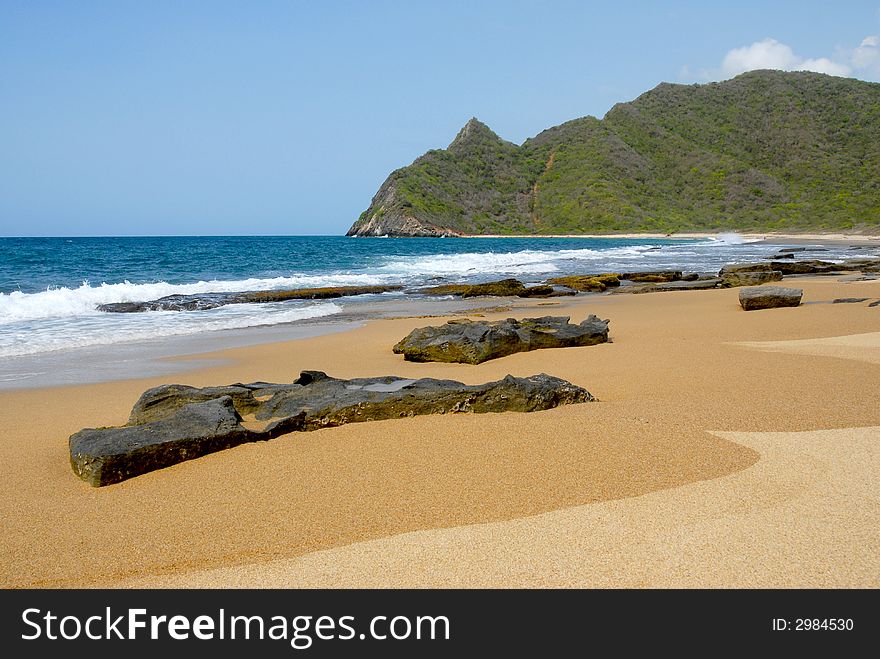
{"left": 1, "top": 0, "right": 879, "bottom": 236}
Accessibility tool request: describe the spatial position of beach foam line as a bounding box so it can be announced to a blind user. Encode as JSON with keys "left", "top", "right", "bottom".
{"left": 117, "top": 426, "right": 880, "bottom": 588}
{"left": 736, "top": 331, "right": 880, "bottom": 365}
{"left": 0, "top": 274, "right": 390, "bottom": 324}
{"left": 377, "top": 245, "right": 664, "bottom": 277}
{"left": 0, "top": 301, "right": 343, "bottom": 357}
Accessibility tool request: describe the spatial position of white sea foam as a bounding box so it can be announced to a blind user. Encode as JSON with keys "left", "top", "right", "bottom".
{"left": 378, "top": 245, "right": 658, "bottom": 277}
{"left": 0, "top": 274, "right": 387, "bottom": 324}
{"left": 707, "top": 232, "right": 761, "bottom": 245}
{"left": 0, "top": 301, "right": 342, "bottom": 357}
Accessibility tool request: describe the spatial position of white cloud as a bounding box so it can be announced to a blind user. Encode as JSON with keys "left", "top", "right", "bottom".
{"left": 721, "top": 39, "right": 800, "bottom": 76}
{"left": 797, "top": 57, "right": 852, "bottom": 76}
{"left": 687, "top": 35, "right": 880, "bottom": 83}
{"left": 852, "top": 35, "right": 880, "bottom": 72}
{"left": 720, "top": 38, "right": 852, "bottom": 78}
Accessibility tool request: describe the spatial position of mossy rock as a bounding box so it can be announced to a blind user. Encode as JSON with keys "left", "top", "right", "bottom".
{"left": 547, "top": 274, "right": 620, "bottom": 291}
{"left": 419, "top": 278, "right": 527, "bottom": 297}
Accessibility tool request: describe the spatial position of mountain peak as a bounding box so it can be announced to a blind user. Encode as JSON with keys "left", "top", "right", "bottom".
{"left": 448, "top": 117, "right": 506, "bottom": 151}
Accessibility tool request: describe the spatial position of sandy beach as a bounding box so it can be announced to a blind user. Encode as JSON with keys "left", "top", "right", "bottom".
{"left": 1, "top": 275, "right": 879, "bottom": 588}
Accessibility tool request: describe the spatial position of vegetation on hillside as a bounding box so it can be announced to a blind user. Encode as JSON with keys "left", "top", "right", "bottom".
{"left": 349, "top": 71, "right": 880, "bottom": 235}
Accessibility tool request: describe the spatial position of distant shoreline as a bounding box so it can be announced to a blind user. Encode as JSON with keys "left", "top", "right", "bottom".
{"left": 460, "top": 232, "right": 880, "bottom": 243}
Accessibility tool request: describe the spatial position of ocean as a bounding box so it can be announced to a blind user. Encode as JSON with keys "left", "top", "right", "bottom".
{"left": 0, "top": 234, "right": 852, "bottom": 387}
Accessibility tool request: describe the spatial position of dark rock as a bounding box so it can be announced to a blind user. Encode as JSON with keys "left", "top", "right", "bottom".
{"left": 832, "top": 298, "right": 869, "bottom": 304}
{"left": 128, "top": 383, "right": 273, "bottom": 425}
{"left": 97, "top": 293, "right": 237, "bottom": 313}
{"left": 70, "top": 371, "right": 595, "bottom": 485}
{"left": 870, "top": 300, "right": 880, "bottom": 308}
{"left": 720, "top": 263, "right": 775, "bottom": 275}
{"left": 778, "top": 247, "right": 807, "bottom": 253}
{"left": 680, "top": 273, "right": 700, "bottom": 281}
{"left": 840, "top": 258, "right": 880, "bottom": 271}
{"left": 621, "top": 270, "right": 682, "bottom": 283}
{"left": 721, "top": 260, "right": 841, "bottom": 276}
{"left": 739, "top": 286, "right": 803, "bottom": 311}
{"left": 392, "top": 315, "right": 610, "bottom": 364}
{"left": 258, "top": 372, "right": 595, "bottom": 429}
{"left": 770, "top": 260, "right": 841, "bottom": 274}
{"left": 721, "top": 271, "right": 783, "bottom": 288}
{"left": 70, "top": 397, "right": 304, "bottom": 487}
{"left": 236, "top": 286, "right": 402, "bottom": 302}
{"left": 766, "top": 253, "right": 795, "bottom": 260}
{"left": 517, "top": 285, "right": 560, "bottom": 298}
{"left": 98, "top": 286, "right": 402, "bottom": 313}
{"left": 614, "top": 278, "right": 722, "bottom": 294}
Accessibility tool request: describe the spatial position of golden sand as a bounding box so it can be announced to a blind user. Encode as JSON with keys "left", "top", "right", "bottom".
{"left": 1, "top": 276, "right": 878, "bottom": 588}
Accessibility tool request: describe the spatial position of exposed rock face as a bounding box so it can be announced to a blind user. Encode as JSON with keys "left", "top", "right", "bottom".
{"left": 70, "top": 371, "right": 595, "bottom": 486}
{"left": 98, "top": 286, "right": 402, "bottom": 313}
{"left": 720, "top": 271, "right": 783, "bottom": 288}
{"left": 392, "top": 315, "right": 610, "bottom": 364}
{"left": 739, "top": 286, "right": 803, "bottom": 310}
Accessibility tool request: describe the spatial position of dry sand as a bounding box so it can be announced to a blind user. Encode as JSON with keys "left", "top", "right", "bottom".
{"left": 1, "top": 276, "right": 879, "bottom": 588}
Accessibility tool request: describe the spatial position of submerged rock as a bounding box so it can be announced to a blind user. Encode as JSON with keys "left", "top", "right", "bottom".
{"left": 98, "top": 286, "right": 402, "bottom": 312}
{"left": 97, "top": 293, "right": 238, "bottom": 313}
{"left": 70, "top": 371, "right": 595, "bottom": 486}
{"left": 739, "top": 286, "right": 803, "bottom": 311}
{"left": 392, "top": 315, "right": 610, "bottom": 364}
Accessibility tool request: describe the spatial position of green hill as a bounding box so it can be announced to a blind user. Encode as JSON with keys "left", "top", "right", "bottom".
{"left": 347, "top": 70, "right": 880, "bottom": 236}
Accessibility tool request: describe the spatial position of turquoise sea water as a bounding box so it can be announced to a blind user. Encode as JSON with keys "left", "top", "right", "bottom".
{"left": 0, "top": 234, "right": 842, "bottom": 360}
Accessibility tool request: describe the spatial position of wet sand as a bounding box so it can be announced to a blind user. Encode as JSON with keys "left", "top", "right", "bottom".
{"left": 1, "top": 276, "right": 878, "bottom": 588}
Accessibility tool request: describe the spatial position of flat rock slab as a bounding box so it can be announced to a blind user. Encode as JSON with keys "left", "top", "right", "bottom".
{"left": 614, "top": 278, "right": 722, "bottom": 294}
{"left": 739, "top": 286, "right": 803, "bottom": 311}
{"left": 416, "top": 278, "right": 527, "bottom": 298}
{"left": 392, "top": 315, "right": 610, "bottom": 364}
{"left": 70, "top": 371, "right": 595, "bottom": 486}
{"left": 98, "top": 286, "right": 402, "bottom": 312}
